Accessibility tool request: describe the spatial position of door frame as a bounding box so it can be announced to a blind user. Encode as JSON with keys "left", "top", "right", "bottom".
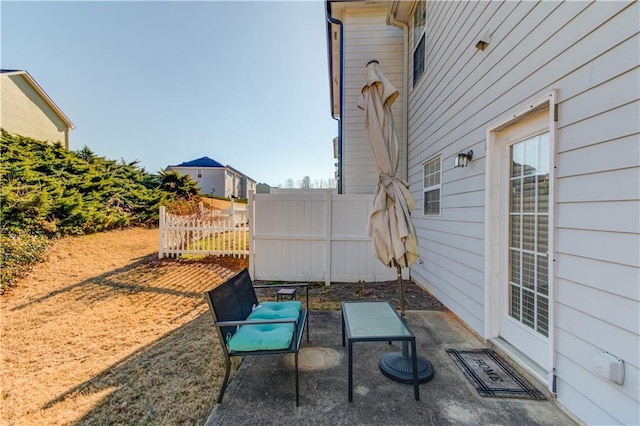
{"left": 484, "top": 90, "right": 557, "bottom": 390}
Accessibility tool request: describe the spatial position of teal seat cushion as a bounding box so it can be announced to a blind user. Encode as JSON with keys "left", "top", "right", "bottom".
{"left": 258, "top": 301, "right": 302, "bottom": 311}
{"left": 227, "top": 323, "right": 294, "bottom": 352}
{"left": 226, "top": 300, "right": 302, "bottom": 352}
{"left": 248, "top": 301, "right": 302, "bottom": 321}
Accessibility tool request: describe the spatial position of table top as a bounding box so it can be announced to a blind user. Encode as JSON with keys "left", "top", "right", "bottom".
{"left": 342, "top": 301, "right": 414, "bottom": 340}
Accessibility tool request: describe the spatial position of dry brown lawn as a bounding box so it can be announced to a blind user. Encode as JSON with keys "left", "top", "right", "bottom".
{"left": 0, "top": 227, "right": 244, "bottom": 425}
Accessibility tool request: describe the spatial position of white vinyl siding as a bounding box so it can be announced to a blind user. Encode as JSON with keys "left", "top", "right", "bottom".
{"left": 170, "top": 166, "right": 225, "bottom": 197}
{"left": 0, "top": 73, "right": 70, "bottom": 148}
{"left": 403, "top": 1, "right": 638, "bottom": 424}
{"left": 339, "top": 6, "right": 405, "bottom": 195}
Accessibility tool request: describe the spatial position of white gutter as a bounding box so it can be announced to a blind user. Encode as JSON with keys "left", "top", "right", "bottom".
{"left": 386, "top": 2, "right": 409, "bottom": 182}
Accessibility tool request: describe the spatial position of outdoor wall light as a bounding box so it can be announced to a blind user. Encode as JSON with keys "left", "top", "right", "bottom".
{"left": 454, "top": 150, "right": 473, "bottom": 168}
{"left": 475, "top": 30, "right": 491, "bottom": 51}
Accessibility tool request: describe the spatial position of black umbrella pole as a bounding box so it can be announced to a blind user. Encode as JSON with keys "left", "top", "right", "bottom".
{"left": 397, "top": 264, "right": 409, "bottom": 358}
{"left": 380, "top": 261, "right": 435, "bottom": 385}
{"left": 397, "top": 263, "right": 405, "bottom": 317}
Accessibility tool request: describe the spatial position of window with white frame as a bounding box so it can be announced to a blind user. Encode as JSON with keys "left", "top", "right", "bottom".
{"left": 197, "top": 169, "right": 203, "bottom": 178}
{"left": 412, "top": 0, "right": 426, "bottom": 87}
{"left": 423, "top": 156, "right": 441, "bottom": 215}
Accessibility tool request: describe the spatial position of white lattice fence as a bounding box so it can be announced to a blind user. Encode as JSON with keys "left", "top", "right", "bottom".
{"left": 158, "top": 205, "right": 249, "bottom": 259}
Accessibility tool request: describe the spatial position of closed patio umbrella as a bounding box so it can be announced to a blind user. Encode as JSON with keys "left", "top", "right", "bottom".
{"left": 358, "top": 59, "right": 433, "bottom": 384}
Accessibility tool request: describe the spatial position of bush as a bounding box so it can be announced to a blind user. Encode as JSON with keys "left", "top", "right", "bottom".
{"left": 158, "top": 170, "right": 200, "bottom": 198}
{"left": 0, "top": 128, "right": 195, "bottom": 293}
{"left": 164, "top": 197, "right": 203, "bottom": 215}
{"left": 0, "top": 231, "right": 50, "bottom": 294}
{"left": 0, "top": 129, "right": 174, "bottom": 237}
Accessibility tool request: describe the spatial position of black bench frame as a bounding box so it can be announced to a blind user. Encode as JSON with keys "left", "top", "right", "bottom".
{"left": 204, "top": 268, "right": 309, "bottom": 406}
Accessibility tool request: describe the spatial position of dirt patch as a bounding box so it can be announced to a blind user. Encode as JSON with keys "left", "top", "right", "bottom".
{"left": 1, "top": 228, "right": 443, "bottom": 425}
{"left": 310, "top": 279, "right": 445, "bottom": 311}
{"left": 252, "top": 279, "right": 445, "bottom": 311}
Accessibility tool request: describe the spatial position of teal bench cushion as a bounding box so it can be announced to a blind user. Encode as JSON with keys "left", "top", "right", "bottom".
{"left": 227, "top": 323, "right": 294, "bottom": 352}
{"left": 226, "top": 301, "right": 302, "bottom": 352}
{"left": 248, "top": 301, "right": 302, "bottom": 321}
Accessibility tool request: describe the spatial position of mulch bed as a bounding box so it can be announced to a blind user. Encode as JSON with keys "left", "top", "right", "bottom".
{"left": 307, "top": 279, "right": 446, "bottom": 311}
{"left": 148, "top": 256, "right": 445, "bottom": 311}
{"left": 255, "top": 279, "right": 446, "bottom": 311}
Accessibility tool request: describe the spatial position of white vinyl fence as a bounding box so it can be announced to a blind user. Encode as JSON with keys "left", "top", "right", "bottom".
{"left": 158, "top": 201, "right": 248, "bottom": 259}
{"left": 249, "top": 190, "right": 400, "bottom": 285}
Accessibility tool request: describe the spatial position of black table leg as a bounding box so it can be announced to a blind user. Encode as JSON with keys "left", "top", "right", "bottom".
{"left": 348, "top": 340, "right": 353, "bottom": 402}
{"left": 341, "top": 310, "right": 345, "bottom": 347}
{"left": 411, "top": 340, "right": 420, "bottom": 401}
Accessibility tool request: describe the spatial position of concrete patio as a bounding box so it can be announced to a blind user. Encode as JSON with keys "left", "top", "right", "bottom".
{"left": 205, "top": 310, "right": 578, "bottom": 426}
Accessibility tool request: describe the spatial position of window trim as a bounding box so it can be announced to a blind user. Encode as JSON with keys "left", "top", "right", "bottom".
{"left": 411, "top": 0, "right": 426, "bottom": 87}
{"left": 196, "top": 169, "right": 203, "bottom": 178}
{"left": 423, "top": 155, "right": 442, "bottom": 216}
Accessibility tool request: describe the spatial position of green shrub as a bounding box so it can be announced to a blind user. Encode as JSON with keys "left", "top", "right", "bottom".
{"left": 158, "top": 170, "right": 200, "bottom": 198}
{"left": 0, "top": 129, "right": 178, "bottom": 236}
{"left": 0, "top": 231, "right": 50, "bottom": 294}
{"left": 0, "top": 128, "right": 195, "bottom": 293}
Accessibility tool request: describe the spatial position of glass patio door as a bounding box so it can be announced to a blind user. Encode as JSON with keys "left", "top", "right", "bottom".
{"left": 499, "top": 127, "right": 551, "bottom": 369}
{"left": 509, "top": 134, "right": 550, "bottom": 337}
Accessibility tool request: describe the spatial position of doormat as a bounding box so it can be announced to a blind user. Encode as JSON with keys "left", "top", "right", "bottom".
{"left": 446, "top": 348, "right": 545, "bottom": 400}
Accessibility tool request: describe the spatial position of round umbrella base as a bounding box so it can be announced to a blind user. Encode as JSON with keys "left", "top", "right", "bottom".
{"left": 379, "top": 352, "right": 435, "bottom": 384}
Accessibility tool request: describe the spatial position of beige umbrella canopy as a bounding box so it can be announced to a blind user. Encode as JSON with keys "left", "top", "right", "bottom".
{"left": 358, "top": 60, "right": 434, "bottom": 385}
{"left": 357, "top": 60, "right": 419, "bottom": 294}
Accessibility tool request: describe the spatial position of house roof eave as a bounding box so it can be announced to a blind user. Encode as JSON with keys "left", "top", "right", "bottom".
{"left": 325, "top": 1, "right": 342, "bottom": 119}
{"left": 225, "top": 165, "right": 256, "bottom": 183}
{"left": 326, "top": 1, "right": 396, "bottom": 119}
{"left": 1, "top": 70, "right": 76, "bottom": 130}
{"left": 387, "top": 0, "right": 410, "bottom": 25}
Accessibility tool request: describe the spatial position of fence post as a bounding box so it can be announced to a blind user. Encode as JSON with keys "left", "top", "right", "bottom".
{"left": 230, "top": 197, "right": 236, "bottom": 227}
{"left": 324, "top": 190, "right": 332, "bottom": 286}
{"left": 158, "top": 206, "right": 165, "bottom": 259}
{"left": 248, "top": 190, "right": 255, "bottom": 279}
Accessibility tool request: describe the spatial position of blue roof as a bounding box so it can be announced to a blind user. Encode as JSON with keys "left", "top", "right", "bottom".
{"left": 174, "top": 156, "right": 224, "bottom": 168}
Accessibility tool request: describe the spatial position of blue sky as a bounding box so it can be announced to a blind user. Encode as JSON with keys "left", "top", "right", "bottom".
{"left": 1, "top": 1, "right": 337, "bottom": 187}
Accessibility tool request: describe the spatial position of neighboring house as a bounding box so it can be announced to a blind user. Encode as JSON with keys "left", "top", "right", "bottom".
{"left": 0, "top": 69, "right": 75, "bottom": 149}
{"left": 166, "top": 156, "right": 256, "bottom": 198}
{"left": 226, "top": 165, "right": 257, "bottom": 199}
{"left": 256, "top": 183, "right": 271, "bottom": 194}
{"left": 326, "top": 1, "right": 639, "bottom": 425}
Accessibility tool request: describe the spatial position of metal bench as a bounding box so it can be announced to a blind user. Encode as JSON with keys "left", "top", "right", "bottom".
{"left": 204, "top": 268, "right": 309, "bottom": 406}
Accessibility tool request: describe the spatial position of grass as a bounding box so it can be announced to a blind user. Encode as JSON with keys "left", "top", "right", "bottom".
{"left": 0, "top": 229, "right": 243, "bottom": 425}
{"left": 188, "top": 230, "right": 249, "bottom": 254}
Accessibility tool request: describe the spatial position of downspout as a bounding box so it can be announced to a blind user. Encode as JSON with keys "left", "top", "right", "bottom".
{"left": 325, "top": 0, "right": 344, "bottom": 194}
{"left": 387, "top": 2, "right": 409, "bottom": 184}
{"left": 387, "top": 3, "right": 411, "bottom": 281}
